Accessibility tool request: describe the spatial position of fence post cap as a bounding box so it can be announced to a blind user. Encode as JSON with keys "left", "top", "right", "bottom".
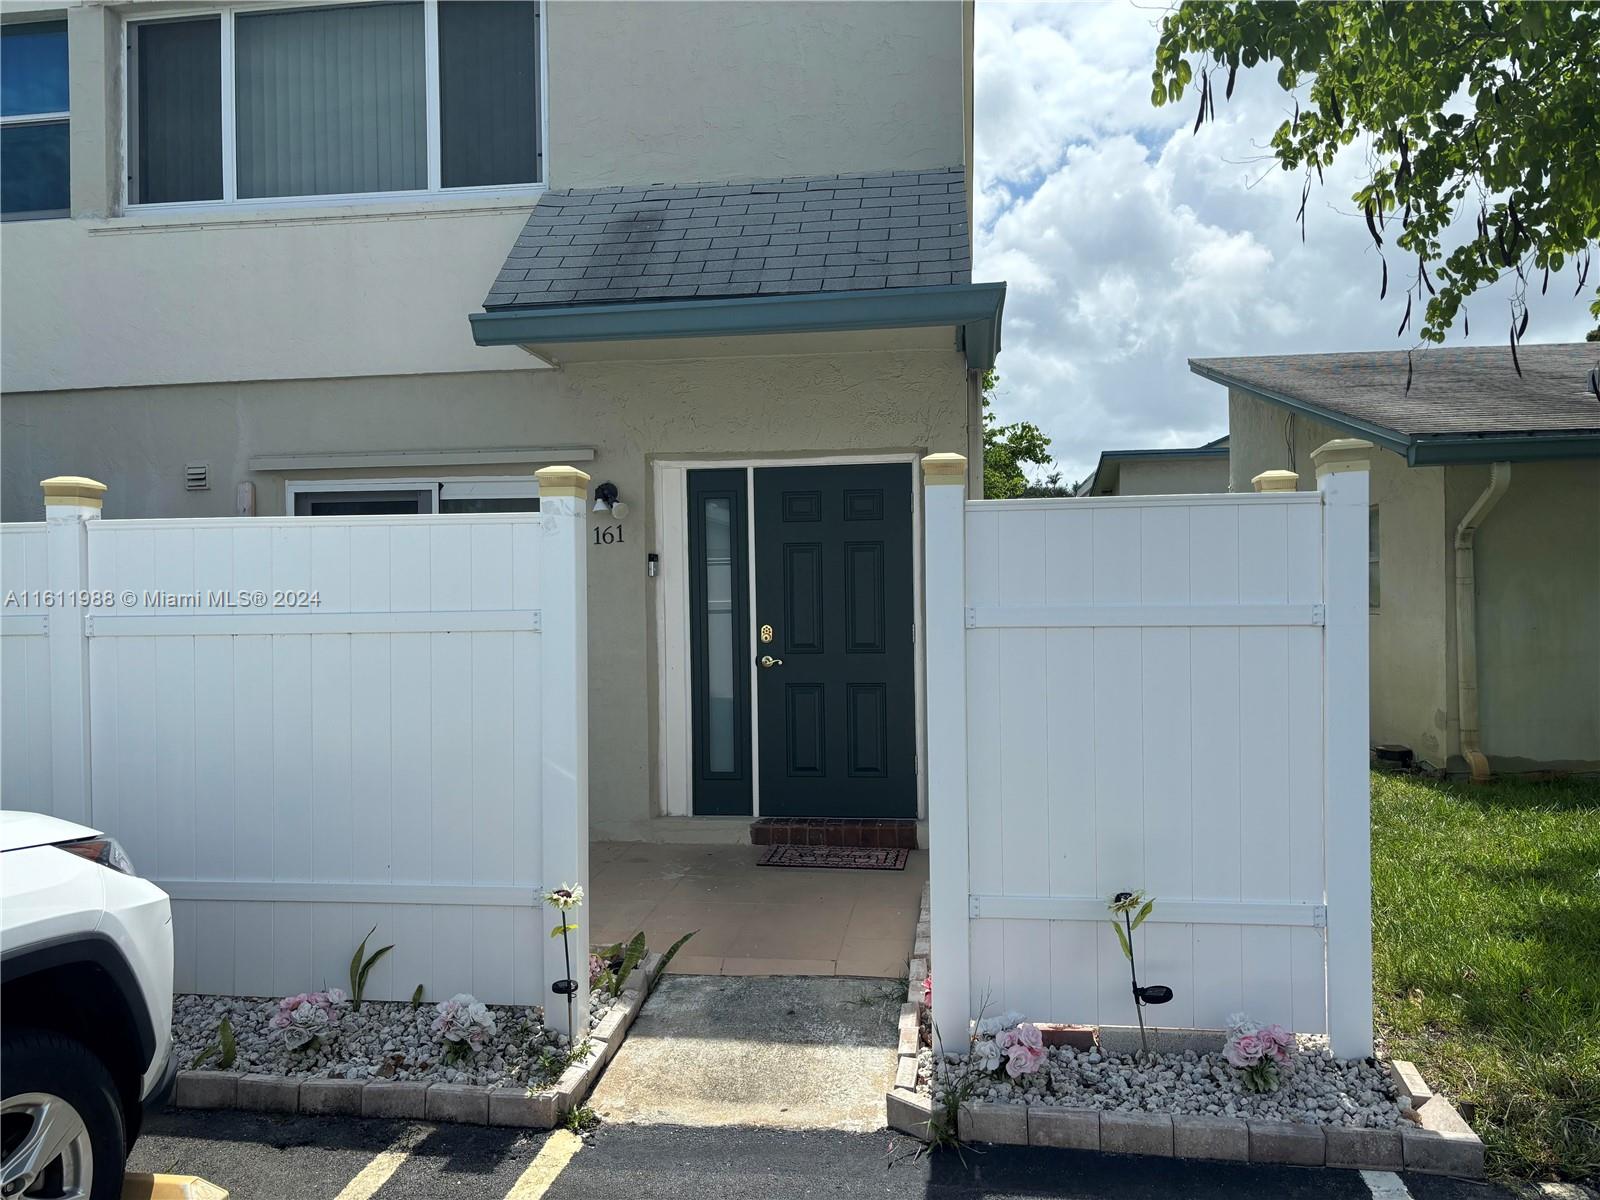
{"left": 921, "top": 453, "right": 968, "bottom": 485}
{"left": 40, "top": 476, "right": 107, "bottom": 507}
{"left": 1310, "top": 439, "right": 1374, "bottom": 476}
{"left": 533, "top": 465, "right": 592, "bottom": 499}
{"left": 1251, "top": 469, "right": 1300, "bottom": 493}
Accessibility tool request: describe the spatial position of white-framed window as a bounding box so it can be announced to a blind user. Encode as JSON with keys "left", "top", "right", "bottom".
{"left": 286, "top": 477, "right": 540, "bottom": 517}
{"left": 1, "top": 16, "right": 70, "bottom": 220}
{"left": 125, "top": 0, "right": 544, "bottom": 210}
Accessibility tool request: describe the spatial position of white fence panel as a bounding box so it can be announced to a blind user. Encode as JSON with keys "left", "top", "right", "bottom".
{"left": 0, "top": 472, "right": 591, "bottom": 1028}
{"left": 925, "top": 448, "right": 1373, "bottom": 1057}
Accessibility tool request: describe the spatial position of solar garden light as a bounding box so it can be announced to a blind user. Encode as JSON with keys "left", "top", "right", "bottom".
{"left": 1109, "top": 890, "right": 1171, "bottom": 1058}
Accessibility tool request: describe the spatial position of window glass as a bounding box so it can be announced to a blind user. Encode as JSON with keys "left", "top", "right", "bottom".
{"left": 702, "top": 496, "right": 737, "bottom": 775}
{"left": 293, "top": 490, "right": 431, "bottom": 516}
{"left": 1368, "top": 506, "right": 1380, "bottom": 610}
{"left": 235, "top": 2, "right": 425, "bottom": 199}
{"left": 132, "top": 18, "right": 222, "bottom": 204}
{"left": 1, "top": 21, "right": 68, "bottom": 116}
{"left": 439, "top": 1, "right": 539, "bottom": 188}
{"left": 0, "top": 121, "right": 68, "bottom": 216}
{"left": 439, "top": 496, "right": 539, "bottom": 514}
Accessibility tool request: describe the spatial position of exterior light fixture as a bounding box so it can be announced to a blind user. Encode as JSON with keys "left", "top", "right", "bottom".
{"left": 593, "top": 481, "right": 626, "bottom": 520}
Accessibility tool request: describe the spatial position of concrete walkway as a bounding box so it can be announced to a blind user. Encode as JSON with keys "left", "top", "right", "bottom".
{"left": 588, "top": 974, "right": 904, "bottom": 1132}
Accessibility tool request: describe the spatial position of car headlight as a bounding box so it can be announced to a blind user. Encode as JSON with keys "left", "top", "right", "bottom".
{"left": 57, "top": 836, "right": 136, "bottom": 875}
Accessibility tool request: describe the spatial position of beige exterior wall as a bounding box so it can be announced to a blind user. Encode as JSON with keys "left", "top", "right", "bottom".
{"left": 2, "top": 347, "right": 971, "bottom": 837}
{"left": 1110, "top": 455, "right": 1229, "bottom": 496}
{"left": 545, "top": 1, "right": 965, "bottom": 189}
{"left": 1227, "top": 387, "right": 1598, "bottom": 773}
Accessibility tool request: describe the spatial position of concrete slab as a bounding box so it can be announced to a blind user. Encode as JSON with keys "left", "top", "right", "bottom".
{"left": 589, "top": 974, "right": 901, "bottom": 1132}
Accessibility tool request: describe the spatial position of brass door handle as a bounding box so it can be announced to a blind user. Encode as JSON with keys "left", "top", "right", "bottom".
{"left": 759, "top": 655, "right": 784, "bottom": 668}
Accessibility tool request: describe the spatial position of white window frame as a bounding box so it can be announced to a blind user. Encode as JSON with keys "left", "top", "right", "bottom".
{"left": 285, "top": 476, "right": 540, "bottom": 516}
{"left": 1, "top": 12, "right": 72, "bottom": 221}
{"left": 123, "top": 0, "right": 548, "bottom": 214}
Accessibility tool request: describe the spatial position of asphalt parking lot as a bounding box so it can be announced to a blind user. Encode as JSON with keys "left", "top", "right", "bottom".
{"left": 130, "top": 1108, "right": 1517, "bottom": 1200}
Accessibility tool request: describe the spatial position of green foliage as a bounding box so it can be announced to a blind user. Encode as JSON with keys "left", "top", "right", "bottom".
{"left": 410, "top": 984, "right": 425, "bottom": 1010}
{"left": 349, "top": 926, "right": 393, "bottom": 1011}
{"left": 1107, "top": 890, "right": 1154, "bottom": 961}
{"left": 607, "top": 931, "right": 649, "bottom": 998}
{"left": 1372, "top": 770, "right": 1600, "bottom": 1183}
{"left": 980, "top": 371, "right": 1059, "bottom": 499}
{"left": 1152, "top": 2, "right": 1600, "bottom": 349}
{"left": 550, "top": 921, "right": 579, "bottom": 939}
{"left": 562, "top": 1104, "right": 600, "bottom": 1134}
{"left": 190, "top": 1017, "right": 236, "bottom": 1070}
{"left": 654, "top": 930, "right": 698, "bottom": 978}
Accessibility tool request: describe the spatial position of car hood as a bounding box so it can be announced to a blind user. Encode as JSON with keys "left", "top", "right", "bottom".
{"left": 0, "top": 810, "right": 100, "bottom": 852}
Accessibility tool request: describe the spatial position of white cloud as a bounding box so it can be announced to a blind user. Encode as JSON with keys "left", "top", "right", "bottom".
{"left": 974, "top": 0, "right": 1595, "bottom": 486}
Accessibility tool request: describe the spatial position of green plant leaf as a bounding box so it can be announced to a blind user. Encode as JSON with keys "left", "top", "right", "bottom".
{"left": 1112, "top": 919, "right": 1133, "bottom": 960}
{"left": 610, "top": 930, "right": 648, "bottom": 997}
{"left": 550, "top": 922, "right": 579, "bottom": 939}
{"left": 1131, "top": 898, "right": 1155, "bottom": 931}
{"left": 597, "top": 942, "right": 623, "bottom": 961}
{"left": 350, "top": 927, "right": 375, "bottom": 1009}
{"left": 655, "top": 930, "right": 698, "bottom": 981}
{"left": 410, "top": 984, "right": 425, "bottom": 1010}
{"left": 218, "top": 1017, "right": 236, "bottom": 1070}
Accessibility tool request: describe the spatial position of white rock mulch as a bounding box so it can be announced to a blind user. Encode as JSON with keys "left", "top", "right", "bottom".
{"left": 923, "top": 1038, "right": 1403, "bottom": 1129}
{"left": 172, "top": 988, "right": 615, "bottom": 1089}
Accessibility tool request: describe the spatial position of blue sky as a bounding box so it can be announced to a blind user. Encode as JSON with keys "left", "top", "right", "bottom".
{"left": 972, "top": 1, "right": 1595, "bottom": 486}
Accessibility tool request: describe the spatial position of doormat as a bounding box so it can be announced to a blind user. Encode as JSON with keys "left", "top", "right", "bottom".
{"left": 757, "top": 845, "right": 910, "bottom": 870}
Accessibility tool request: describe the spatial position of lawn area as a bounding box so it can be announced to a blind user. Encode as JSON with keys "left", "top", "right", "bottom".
{"left": 1371, "top": 770, "right": 1600, "bottom": 1184}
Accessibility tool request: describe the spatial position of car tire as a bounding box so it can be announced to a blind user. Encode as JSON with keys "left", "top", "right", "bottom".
{"left": 1, "top": 1029, "right": 126, "bottom": 1200}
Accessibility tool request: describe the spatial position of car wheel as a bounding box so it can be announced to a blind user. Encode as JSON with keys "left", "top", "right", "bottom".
{"left": 0, "top": 1030, "right": 124, "bottom": 1200}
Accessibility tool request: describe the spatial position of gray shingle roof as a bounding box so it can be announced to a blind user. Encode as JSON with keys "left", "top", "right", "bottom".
{"left": 484, "top": 167, "right": 970, "bottom": 309}
{"left": 1191, "top": 344, "right": 1600, "bottom": 437}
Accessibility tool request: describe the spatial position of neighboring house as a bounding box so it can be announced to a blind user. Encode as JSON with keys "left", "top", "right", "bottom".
{"left": 1193, "top": 345, "right": 1600, "bottom": 777}
{"left": 0, "top": 2, "right": 1003, "bottom": 841}
{"left": 1073, "top": 436, "right": 1229, "bottom": 496}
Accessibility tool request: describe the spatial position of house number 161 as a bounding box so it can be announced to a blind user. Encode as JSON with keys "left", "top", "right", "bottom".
{"left": 593, "top": 525, "right": 625, "bottom": 546}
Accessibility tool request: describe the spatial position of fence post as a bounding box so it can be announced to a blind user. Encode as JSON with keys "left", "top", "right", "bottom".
{"left": 1312, "top": 439, "right": 1373, "bottom": 1058}
{"left": 921, "top": 453, "right": 971, "bottom": 1047}
{"left": 533, "top": 465, "right": 590, "bottom": 1041}
{"left": 41, "top": 476, "right": 104, "bottom": 825}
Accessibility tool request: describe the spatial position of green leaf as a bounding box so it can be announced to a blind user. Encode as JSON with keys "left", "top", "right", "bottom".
{"left": 1131, "top": 899, "right": 1155, "bottom": 931}
{"left": 1111, "top": 920, "right": 1133, "bottom": 961}
{"left": 218, "top": 1017, "right": 236, "bottom": 1070}
{"left": 655, "top": 930, "right": 698, "bottom": 983}
{"left": 610, "top": 930, "right": 649, "bottom": 997}
{"left": 550, "top": 922, "right": 579, "bottom": 939}
{"left": 410, "top": 984, "right": 425, "bottom": 1010}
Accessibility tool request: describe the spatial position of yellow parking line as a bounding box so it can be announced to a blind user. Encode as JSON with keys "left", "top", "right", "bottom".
{"left": 122, "top": 1174, "right": 228, "bottom": 1200}
{"left": 330, "top": 1133, "right": 415, "bottom": 1200}
{"left": 502, "top": 1130, "right": 584, "bottom": 1200}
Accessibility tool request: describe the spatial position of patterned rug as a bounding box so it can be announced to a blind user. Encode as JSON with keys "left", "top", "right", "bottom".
{"left": 756, "top": 845, "right": 910, "bottom": 871}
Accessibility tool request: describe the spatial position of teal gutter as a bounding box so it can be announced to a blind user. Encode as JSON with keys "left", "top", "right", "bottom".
{"left": 1187, "top": 360, "right": 1600, "bottom": 465}
{"left": 1097, "top": 446, "right": 1229, "bottom": 462}
{"left": 470, "top": 282, "right": 1007, "bottom": 370}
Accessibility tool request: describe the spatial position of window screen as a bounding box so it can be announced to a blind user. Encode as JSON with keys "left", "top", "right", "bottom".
{"left": 234, "top": 2, "right": 425, "bottom": 199}
{"left": 132, "top": 18, "right": 222, "bottom": 204}
{"left": 439, "top": 1, "right": 540, "bottom": 188}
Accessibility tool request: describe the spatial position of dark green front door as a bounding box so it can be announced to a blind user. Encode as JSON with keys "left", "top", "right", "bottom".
{"left": 752, "top": 463, "right": 916, "bottom": 817}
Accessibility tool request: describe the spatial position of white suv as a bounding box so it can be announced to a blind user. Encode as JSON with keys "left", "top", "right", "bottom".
{"left": 1, "top": 811, "right": 175, "bottom": 1200}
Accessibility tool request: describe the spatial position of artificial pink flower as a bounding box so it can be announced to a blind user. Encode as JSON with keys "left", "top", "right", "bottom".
{"left": 1225, "top": 1032, "right": 1263, "bottom": 1068}
{"left": 922, "top": 974, "right": 932, "bottom": 1008}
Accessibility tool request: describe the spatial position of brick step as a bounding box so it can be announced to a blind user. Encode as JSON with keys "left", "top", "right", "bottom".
{"left": 750, "top": 817, "right": 917, "bottom": 849}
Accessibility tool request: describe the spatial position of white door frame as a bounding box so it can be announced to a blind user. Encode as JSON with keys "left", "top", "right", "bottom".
{"left": 653, "top": 454, "right": 927, "bottom": 822}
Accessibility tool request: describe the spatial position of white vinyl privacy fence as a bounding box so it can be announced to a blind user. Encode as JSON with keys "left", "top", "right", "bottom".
{"left": 921, "top": 442, "right": 1374, "bottom": 1058}
{"left": 1, "top": 471, "right": 591, "bottom": 1033}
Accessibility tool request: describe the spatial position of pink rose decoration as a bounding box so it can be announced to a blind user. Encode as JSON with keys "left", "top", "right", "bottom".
{"left": 1225, "top": 1032, "right": 1263, "bottom": 1068}
{"left": 922, "top": 974, "right": 932, "bottom": 1008}
{"left": 997, "top": 1022, "right": 1046, "bottom": 1078}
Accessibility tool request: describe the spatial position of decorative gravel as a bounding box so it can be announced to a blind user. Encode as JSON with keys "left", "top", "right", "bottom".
{"left": 172, "top": 988, "right": 615, "bottom": 1088}
{"left": 924, "top": 1039, "right": 1403, "bottom": 1129}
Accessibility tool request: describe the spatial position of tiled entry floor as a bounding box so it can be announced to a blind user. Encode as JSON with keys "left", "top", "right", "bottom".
{"left": 589, "top": 841, "right": 928, "bottom": 977}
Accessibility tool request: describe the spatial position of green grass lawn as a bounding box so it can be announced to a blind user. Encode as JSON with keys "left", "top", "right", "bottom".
{"left": 1371, "top": 770, "right": 1600, "bottom": 1183}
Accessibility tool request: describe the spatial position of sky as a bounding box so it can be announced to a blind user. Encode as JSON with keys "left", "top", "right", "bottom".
{"left": 971, "top": 1, "right": 1596, "bottom": 487}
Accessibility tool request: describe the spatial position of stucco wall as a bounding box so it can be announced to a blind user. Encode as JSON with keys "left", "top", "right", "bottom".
{"left": 2, "top": 348, "right": 970, "bottom": 837}
{"left": 1228, "top": 389, "right": 1452, "bottom": 765}
{"left": 544, "top": 1, "right": 965, "bottom": 189}
{"left": 1446, "top": 460, "right": 1600, "bottom": 772}
{"left": 1111, "top": 455, "right": 1229, "bottom": 496}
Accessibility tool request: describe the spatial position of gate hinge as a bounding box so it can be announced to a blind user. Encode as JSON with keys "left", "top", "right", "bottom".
{"left": 1311, "top": 604, "right": 1326, "bottom": 626}
{"left": 1312, "top": 905, "right": 1328, "bottom": 929}
{"left": 963, "top": 607, "right": 976, "bottom": 628}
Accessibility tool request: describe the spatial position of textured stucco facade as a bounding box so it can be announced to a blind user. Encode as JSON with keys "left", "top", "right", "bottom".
{"left": 2, "top": 351, "right": 970, "bottom": 837}
{"left": 1228, "top": 388, "right": 1599, "bottom": 774}
{"left": 1097, "top": 455, "right": 1229, "bottom": 496}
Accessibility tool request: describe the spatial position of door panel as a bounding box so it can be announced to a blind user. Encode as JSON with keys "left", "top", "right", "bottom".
{"left": 687, "top": 469, "right": 752, "bottom": 814}
{"left": 754, "top": 463, "right": 915, "bottom": 817}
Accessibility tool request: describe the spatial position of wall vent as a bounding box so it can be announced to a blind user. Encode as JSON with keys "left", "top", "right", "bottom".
{"left": 185, "top": 463, "right": 210, "bottom": 491}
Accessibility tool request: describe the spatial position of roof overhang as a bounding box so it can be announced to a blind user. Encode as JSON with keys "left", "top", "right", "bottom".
{"left": 1188, "top": 360, "right": 1600, "bottom": 466}
{"left": 1083, "top": 444, "right": 1230, "bottom": 495}
{"left": 470, "top": 282, "right": 1006, "bottom": 371}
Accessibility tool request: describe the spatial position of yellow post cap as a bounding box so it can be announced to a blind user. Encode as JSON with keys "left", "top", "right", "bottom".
{"left": 40, "top": 475, "right": 107, "bottom": 507}
{"left": 1252, "top": 469, "right": 1300, "bottom": 493}
{"left": 534, "top": 465, "right": 593, "bottom": 499}
{"left": 1310, "top": 438, "right": 1375, "bottom": 476}
{"left": 921, "top": 453, "right": 968, "bottom": 486}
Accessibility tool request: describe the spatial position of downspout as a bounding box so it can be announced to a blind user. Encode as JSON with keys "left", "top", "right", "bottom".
{"left": 1453, "top": 462, "right": 1511, "bottom": 782}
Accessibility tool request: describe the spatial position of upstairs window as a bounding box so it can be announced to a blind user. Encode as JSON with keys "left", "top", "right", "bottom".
{"left": 1, "top": 19, "right": 70, "bottom": 220}
{"left": 127, "top": 1, "right": 542, "bottom": 208}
